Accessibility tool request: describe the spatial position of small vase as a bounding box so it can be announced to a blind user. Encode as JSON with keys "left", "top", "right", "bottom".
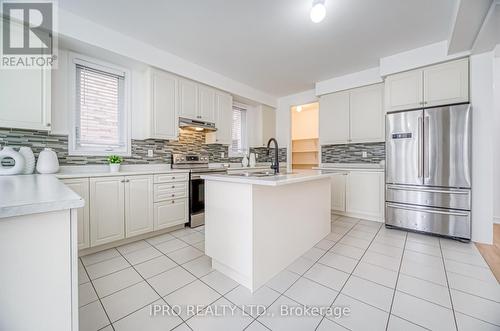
{"left": 242, "top": 154, "right": 249, "bottom": 167}
{"left": 249, "top": 153, "right": 256, "bottom": 168}
{"left": 109, "top": 163, "right": 121, "bottom": 172}
{"left": 19, "top": 147, "right": 35, "bottom": 174}
{"left": 0, "top": 146, "right": 25, "bottom": 175}
{"left": 36, "top": 148, "right": 59, "bottom": 174}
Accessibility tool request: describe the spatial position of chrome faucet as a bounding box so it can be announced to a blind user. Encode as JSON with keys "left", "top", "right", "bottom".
{"left": 266, "top": 138, "right": 280, "bottom": 174}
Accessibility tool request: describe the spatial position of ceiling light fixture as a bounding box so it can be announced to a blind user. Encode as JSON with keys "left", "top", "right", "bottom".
{"left": 310, "top": 0, "right": 326, "bottom": 23}
{"left": 296, "top": 106, "right": 302, "bottom": 112}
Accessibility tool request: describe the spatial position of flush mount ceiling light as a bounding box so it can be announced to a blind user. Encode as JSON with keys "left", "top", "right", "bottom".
{"left": 296, "top": 105, "right": 302, "bottom": 112}
{"left": 310, "top": 0, "right": 326, "bottom": 23}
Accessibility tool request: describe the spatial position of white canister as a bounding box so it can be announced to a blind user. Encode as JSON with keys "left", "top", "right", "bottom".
{"left": 0, "top": 146, "right": 25, "bottom": 175}
{"left": 249, "top": 153, "right": 256, "bottom": 167}
{"left": 241, "top": 154, "right": 249, "bottom": 167}
{"left": 36, "top": 148, "right": 59, "bottom": 174}
{"left": 19, "top": 147, "right": 35, "bottom": 174}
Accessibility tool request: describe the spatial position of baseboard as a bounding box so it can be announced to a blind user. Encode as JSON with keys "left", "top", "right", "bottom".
{"left": 331, "top": 210, "right": 384, "bottom": 223}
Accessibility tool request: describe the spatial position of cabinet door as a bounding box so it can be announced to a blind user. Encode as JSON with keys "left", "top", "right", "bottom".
{"left": 154, "top": 198, "right": 188, "bottom": 230}
{"left": 319, "top": 91, "right": 350, "bottom": 144}
{"left": 151, "top": 70, "right": 178, "bottom": 139}
{"left": 62, "top": 178, "right": 90, "bottom": 249}
{"left": 261, "top": 105, "right": 276, "bottom": 146}
{"left": 384, "top": 70, "right": 423, "bottom": 112}
{"left": 212, "top": 91, "right": 233, "bottom": 144}
{"left": 125, "top": 175, "right": 154, "bottom": 238}
{"left": 346, "top": 172, "right": 384, "bottom": 221}
{"left": 198, "top": 85, "right": 216, "bottom": 122}
{"left": 331, "top": 174, "right": 346, "bottom": 212}
{"left": 90, "top": 177, "right": 125, "bottom": 246}
{"left": 423, "top": 58, "right": 469, "bottom": 107}
{"left": 0, "top": 68, "right": 51, "bottom": 130}
{"left": 179, "top": 78, "right": 199, "bottom": 120}
{"left": 350, "top": 84, "right": 384, "bottom": 143}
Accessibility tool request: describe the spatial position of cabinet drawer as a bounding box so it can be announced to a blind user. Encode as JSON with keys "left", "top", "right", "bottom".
{"left": 154, "top": 182, "right": 187, "bottom": 202}
{"left": 154, "top": 198, "right": 187, "bottom": 230}
{"left": 154, "top": 173, "right": 188, "bottom": 183}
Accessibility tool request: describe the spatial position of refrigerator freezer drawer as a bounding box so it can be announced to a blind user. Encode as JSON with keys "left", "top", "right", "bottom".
{"left": 385, "top": 203, "right": 471, "bottom": 239}
{"left": 386, "top": 185, "right": 471, "bottom": 210}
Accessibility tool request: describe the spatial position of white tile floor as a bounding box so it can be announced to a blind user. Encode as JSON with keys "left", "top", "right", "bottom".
{"left": 78, "top": 216, "right": 500, "bottom": 331}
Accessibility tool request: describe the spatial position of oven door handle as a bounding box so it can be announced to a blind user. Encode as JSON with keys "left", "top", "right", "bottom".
{"left": 191, "top": 174, "right": 202, "bottom": 180}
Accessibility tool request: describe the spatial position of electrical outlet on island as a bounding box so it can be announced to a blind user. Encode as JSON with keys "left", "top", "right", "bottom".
{"left": 147, "top": 150, "right": 154, "bottom": 157}
{"left": 362, "top": 151, "right": 367, "bottom": 158}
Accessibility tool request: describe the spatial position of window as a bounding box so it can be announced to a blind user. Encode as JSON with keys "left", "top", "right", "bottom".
{"left": 69, "top": 53, "right": 131, "bottom": 156}
{"left": 229, "top": 103, "right": 248, "bottom": 157}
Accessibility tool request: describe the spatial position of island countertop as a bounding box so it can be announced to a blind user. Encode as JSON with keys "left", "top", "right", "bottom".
{"left": 0, "top": 175, "right": 85, "bottom": 219}
{"left": 201, "top": 170, "right": 334, "bottom": 186}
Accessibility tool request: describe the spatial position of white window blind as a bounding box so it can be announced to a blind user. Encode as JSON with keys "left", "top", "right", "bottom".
{"left": 70, "top": 56, "right": 130, "bottom": 156}
{"left": 229, "top": 104, "right": 247, "bottom": 156}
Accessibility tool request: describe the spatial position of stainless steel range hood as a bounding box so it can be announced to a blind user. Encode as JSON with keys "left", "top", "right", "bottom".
{"left": 179, "top": 117, "right": 217, "bottom": 131}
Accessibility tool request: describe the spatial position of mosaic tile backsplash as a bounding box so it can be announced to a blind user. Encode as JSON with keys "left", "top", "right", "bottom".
{"left": 0, "top": 128, "right": 287, "bottom": 165}
{"left": 321, "top": 142, "right": 385, "bottom": 164}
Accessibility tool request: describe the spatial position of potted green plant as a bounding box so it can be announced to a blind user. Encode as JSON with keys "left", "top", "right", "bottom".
{"left": 107, "top": 155, "right": 123, "bottom": 172}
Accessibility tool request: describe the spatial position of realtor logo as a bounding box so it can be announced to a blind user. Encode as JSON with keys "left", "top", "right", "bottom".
{"left": 1, "top": 1, "right": 57, "bottom": 68}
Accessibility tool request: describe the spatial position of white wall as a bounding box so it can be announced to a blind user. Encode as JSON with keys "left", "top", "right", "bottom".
{"left": 494, "top": 47, "right": 500, "bottom": 224}
{"left": 315, "top": 67, "right": 382, "bottom": 96}
{"left": 470, "top": 51, "right": 495, "bottom": 243}
{"left": 276, "top": 89, "right": 318, "bottom": 171}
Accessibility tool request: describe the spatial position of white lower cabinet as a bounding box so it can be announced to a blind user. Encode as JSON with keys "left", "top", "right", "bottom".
{"left": 330, "top": 170, "right": 384, "bottom": 222}
{"left": 90, "top": 177, "right": 125, "bottom": 247}
{"left": 125, "top": 176, "right": 154, "bottom": 237}
{"left": 154, "top": 199, "right": 188, "bottom": 230}
{"left": 62, "top": 178, "right": 90, "bottom": 249}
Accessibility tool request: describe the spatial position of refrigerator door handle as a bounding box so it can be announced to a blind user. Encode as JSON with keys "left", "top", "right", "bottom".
{"left": 386, "top": 203, "right": 470, "bottom": 217}
{"left": 386, "top": 184, "right": 470, "bottom": 195}
{"left": 418, "top": 116, "right": 423, "bottom": 179}
{"left": 423, "top": 115, "right": 430, "bottom": 179}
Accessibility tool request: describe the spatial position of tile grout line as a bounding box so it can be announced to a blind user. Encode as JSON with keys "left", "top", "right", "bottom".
{"left": 80, "top": 257, "right": 116, "bottom": 331}
{"left": 439, "top": 239, "right": 459, "bottom": 331}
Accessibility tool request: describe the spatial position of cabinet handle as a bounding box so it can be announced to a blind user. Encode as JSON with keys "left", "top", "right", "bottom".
{"left": 171, "top": 200, "right": 175, "bottom": 204}
{"left": 171, "top": 185, "right": 175, "bottom": 188}
{"left": 172, "top": 177, "right": 176, "bottom": 180}
{"left": 46, "top": 123, "right": 51, "bottom": 127}
{"left": 120, "top": 179, "right": 125, "bottom": 183}
{"left": 171, "top": 194, "right": 175, "bottom": 197}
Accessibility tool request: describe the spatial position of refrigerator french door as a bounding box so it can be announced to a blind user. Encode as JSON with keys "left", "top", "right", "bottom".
{"left": 385, "top": 104, "right": 472, "bottom": 240}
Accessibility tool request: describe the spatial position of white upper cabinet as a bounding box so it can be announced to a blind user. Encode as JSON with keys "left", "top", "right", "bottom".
{"left": 423, "top": 58, "right": 469, "bottom": 107}
{"left": 150, "top": 69, "right": 178, "bottom": 139}
{"left": 179, "top": 78, "right": 199, "bottom": 120}
{"left": 198, "top": 85, "right": 216, "bottom": 122}
{"left": 349, "top": 84, "right": 384, "bottom": 143}
{"left": 319, "top": 90, "right": 350, "bottom": 144}
{"left": 0, "top": 68, "right": 51, "bottom": 130}
{"left": 125, "top": 175, "right": 154, "bottom": 237}
{"left": 215, "top": 92, "right": 233, "bottom": 144}
{"left": 384, "top": 70, "right": 423, "bottom": 112}
{"left": 385, "top": 58, "right": 469, "bottom": 112}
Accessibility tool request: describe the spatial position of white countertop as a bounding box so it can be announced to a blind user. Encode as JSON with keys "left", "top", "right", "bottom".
{"left": 315, "top": 163, "right": 385, "bottom": 172}
{"left": 0, "top": 175, "right": 85, "bottom": 219}
{"left": 55, "top": 164, "right": 189, "bottom": 179}
{"left": 201, "top": 170, "right": 335, "bottom": 186}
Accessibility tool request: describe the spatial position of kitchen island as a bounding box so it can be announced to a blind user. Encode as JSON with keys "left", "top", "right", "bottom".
{"left": 201, "top": 170, "right": 333, "bottom": 292}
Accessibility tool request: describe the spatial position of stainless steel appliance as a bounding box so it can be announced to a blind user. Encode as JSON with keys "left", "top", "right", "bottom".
{"left": 385, "top": 104, "right": 472, "bottom": 240}
{"left": 172, "top": 153, "right": 226, "bottom": 228}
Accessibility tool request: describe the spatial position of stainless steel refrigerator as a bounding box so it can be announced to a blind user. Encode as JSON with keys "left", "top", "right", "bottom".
{"left": 385, "top": 104, "right": 472, "bottom": 240}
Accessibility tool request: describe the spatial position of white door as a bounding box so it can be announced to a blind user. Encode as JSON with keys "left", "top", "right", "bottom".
{"left": 346, "top": 172, "right": 384, "bottom": 221}
{"left": 0, "top": 68, "right": 51, "bottom": 130}
{"left": 319, "top": 90, "right": 350, "bottom": 144}
{"left": 423, "top": 58, "right": 469, "bottom": 107}
{"left": 214, "top": 91, "right": 233, "bottom": 144}
{"left": 384, "top": 69, "right": 423, "bottom": 112}
{"left": 350, "top": 84, "right": 384, "bottom": 143}
{"left": 151, "top": 70, "right": 178, "bottom": 139}
{"left": 198, "top": 85, "right": 216, "bottom": 122}
{"left": 125, "top": 175, "right": 154, "bottom": 238}
{"left": 90, "top": 177, "right": 125, "bottom": 246}
{"left": 331, "top": 174, "right": 346, "bottom": 213}
{"left": 179, "top": 78, "right": 199, "bottom": 120}
{"left": 154, "top": 199, "right": 188, "bottom": 230}
{"left": 62, "top": 178, "right": 90, "bottom": 249}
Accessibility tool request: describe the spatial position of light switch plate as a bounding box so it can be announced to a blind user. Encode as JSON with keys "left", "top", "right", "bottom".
{"left": 220, "top": 152, "right": 225, "bottom": 158}
{"left": 147, "top": 150, "right": 154, "bottom": 157}
{"left": 362, "top": 151, "right": 367, "bottom": 158}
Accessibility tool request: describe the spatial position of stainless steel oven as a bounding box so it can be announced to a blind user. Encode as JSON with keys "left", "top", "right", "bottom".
{"left": 171, "top": 153, "right": 226, "bottom": 228}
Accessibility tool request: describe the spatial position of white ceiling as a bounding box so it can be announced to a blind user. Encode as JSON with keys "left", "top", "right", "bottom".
{"left": 59, "top": 0, "right": 456, "bottom": 97}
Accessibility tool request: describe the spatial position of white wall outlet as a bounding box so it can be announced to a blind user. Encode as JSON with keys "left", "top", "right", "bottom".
{"left": 220, "top": 152, "right": 225, "bottom": 158}
{"left": 147, "top": 149, "right": 154, "bottom": 157}
{"left": 362, "top": 151, "right": 368, "bottom": 158}
{"left": 255, "top": 154, "right": 259, "bottom": 159}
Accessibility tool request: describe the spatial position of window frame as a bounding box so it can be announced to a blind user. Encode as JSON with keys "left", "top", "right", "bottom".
{"left": 68, "top": 52, "right": 132, "bottom": 156}
{"left": 228, "top": 102, "right": 249, "bottom": 157}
